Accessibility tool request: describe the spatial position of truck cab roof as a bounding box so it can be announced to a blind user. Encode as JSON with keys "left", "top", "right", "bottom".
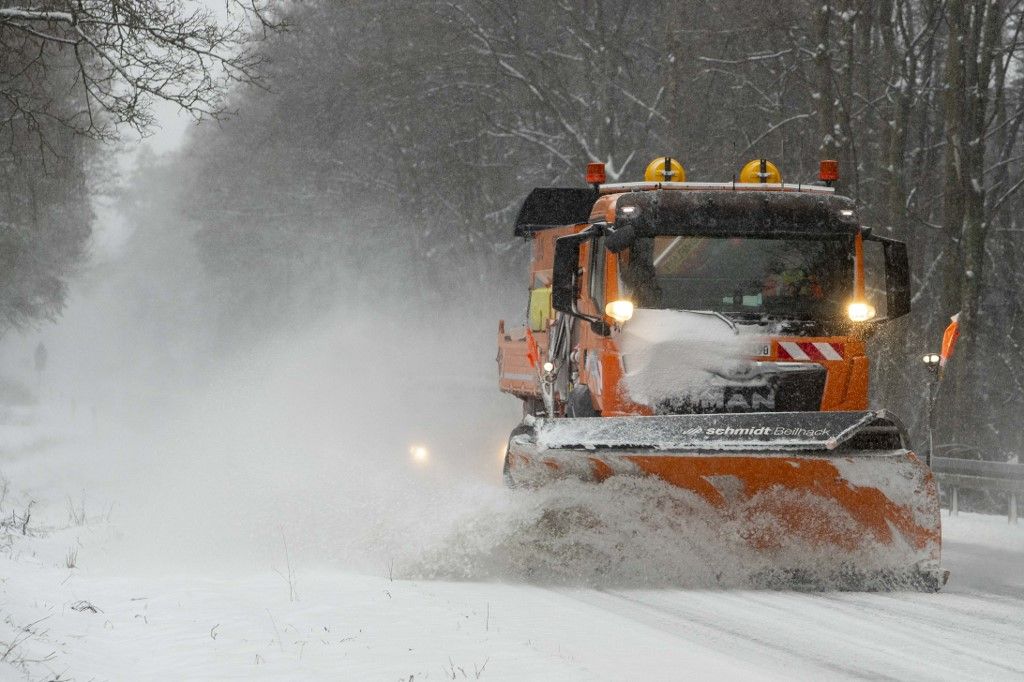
{"left": 514, "top": 183, "right": 857, "bottom": 238}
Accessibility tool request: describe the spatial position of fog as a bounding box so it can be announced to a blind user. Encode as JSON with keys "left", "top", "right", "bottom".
{"left": 0, "top": 185, "right": 830, "bottom": 588}
{"left": 0, "top": 186, "right": 522, "bottom": 579}
{"left": 4, "top": 239, "right": 790, "bottom": 587}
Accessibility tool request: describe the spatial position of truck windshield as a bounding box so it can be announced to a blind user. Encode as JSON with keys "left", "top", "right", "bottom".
{"left": 620, "top": 235, "right": 853, "bottom": 320}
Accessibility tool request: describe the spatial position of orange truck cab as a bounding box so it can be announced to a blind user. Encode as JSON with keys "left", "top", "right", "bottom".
{"left": 498, "top": 159, "right": 911, "bottom": 423}
{"left": 494, "top": 158, "right": 943, "bottom": 590}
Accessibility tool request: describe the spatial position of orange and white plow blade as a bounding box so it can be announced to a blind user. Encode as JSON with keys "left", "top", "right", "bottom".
{"left": 505, "top": 411, "right": 944, "bottom": 589}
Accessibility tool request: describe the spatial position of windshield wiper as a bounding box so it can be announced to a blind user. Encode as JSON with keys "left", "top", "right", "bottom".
{"left": 686, "top": 310, "right": 739, "bottom": 334}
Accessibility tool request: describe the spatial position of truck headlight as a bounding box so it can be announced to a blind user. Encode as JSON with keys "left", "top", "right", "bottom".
{"left": 605, "top": 299, "right": 634, "bottom": 323}
{"left": 847, "top": 301, "right": 876, "bottom": 322}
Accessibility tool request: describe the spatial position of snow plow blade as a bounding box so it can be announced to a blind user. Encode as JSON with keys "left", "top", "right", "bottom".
{"left": 505, "top": 410, "right": 944, "bottom": 590}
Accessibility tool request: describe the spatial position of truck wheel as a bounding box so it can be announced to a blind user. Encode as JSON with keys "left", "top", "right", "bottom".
{"left": 503, "top": 423, "right": 534, "bottom": 488}
{"left": 522, "top": 398, "right": 543, "bottom": 418}
{"left": 566, "top": 386, "right": 599, "bottom": 417}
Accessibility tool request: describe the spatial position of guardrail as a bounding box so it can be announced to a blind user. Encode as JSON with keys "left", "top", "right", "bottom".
{"left": 931, "top": 456, "right": 1024, "bottom": 524}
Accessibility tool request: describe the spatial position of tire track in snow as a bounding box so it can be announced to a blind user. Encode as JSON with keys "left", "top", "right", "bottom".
{"left": 551, "top": 588, "right": 878, "bottom": 680}
{"left": 814, "top": 592, "right": 1024, "bottom": 663}
{"left": 602, "top": 590, "right": 930, "bottom": 680}
{"left": 731, "top": 587, "right": 1024, "bottom": 659}
{"left": 556, "top": 587, "right": 1024, "bottom": 681}
{"left": 739, "top": 590, "right": 1024, "bottom": 677}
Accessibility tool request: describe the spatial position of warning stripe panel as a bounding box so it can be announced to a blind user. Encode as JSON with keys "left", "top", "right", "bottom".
{"left": 777, "top": 341, "right": 844, "bottom": 361}
{"left": 778, "top": 341, "right": 809, "bottom": 360}
{"left": 814, "top": 342, "right": 844, "bottom": 361}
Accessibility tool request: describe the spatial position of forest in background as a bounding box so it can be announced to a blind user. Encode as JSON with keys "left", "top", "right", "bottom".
{"left": 6, "top": 0, "right": 1024, "bottom": 460}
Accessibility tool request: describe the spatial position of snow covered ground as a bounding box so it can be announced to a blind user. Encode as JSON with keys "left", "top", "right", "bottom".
{"left": 2, "top": 416, "right": 1023, "bottom": 681}
{"left": 2, "top": 507, "right": 1023, "bottom": 680}
{"left": 2, "top": 314, "right": 1022, "bottom": 681}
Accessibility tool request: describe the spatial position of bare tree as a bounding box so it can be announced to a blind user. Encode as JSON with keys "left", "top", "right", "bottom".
{"left": 0, "top": 1, "right": 280, "bottom": 332}
{"left": 0, "top": 0, "right": 280, "bottom": 149}
{"left": 164, "top": 0, "right": 1024, "bottom": 464}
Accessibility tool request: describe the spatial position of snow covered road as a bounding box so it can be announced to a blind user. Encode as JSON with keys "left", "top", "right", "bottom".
{"left": 3, "top": 510, "right": 1023, "bottom": 681}
{"left": 2, "top": 346, "right": 1022, "bottom": 680}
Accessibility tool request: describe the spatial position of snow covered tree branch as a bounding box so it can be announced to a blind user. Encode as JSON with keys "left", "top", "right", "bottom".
{"left": 0, "top": 0, "right": 281, "bottom": 145}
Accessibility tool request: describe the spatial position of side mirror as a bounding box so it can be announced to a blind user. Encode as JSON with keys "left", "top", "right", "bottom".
{"left": 605, "top": 223, "right": 636, "bottom": 253}
{"left": 552, "top": 227, "right": 611, "bottom": 335}
{"left": 867, "top": 235, "right": 910, "bottom": 319}
{"left": 883, "top": 240, "right": 911, "bottom": 319}
{"left": 552, "top": 231, "right": 589, "bottom": 314}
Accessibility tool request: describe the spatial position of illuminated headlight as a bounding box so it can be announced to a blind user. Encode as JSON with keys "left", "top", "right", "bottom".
{"left": 410, "top": 445, "right": 429, "bottom": 463}
{"left": 542, "top": 361, "right": 554, "bottom": 373}
{"left": 605, "top": 299, "right": 634, "bottom": 323}
{"left": 847, "top": 301, "right": 876, "bottom": 322}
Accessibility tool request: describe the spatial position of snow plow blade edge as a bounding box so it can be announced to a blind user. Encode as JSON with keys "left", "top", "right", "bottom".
{"left": 505, "top": 410, "right": 943, "bottom": 589}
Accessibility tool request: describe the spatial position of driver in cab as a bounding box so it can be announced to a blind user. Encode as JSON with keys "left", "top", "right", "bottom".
{"left": 762, "top": 248, "right": 824, "bottom": 300}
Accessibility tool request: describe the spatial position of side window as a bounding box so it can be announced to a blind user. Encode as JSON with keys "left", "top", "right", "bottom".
{"left": 863, "top": 240, "right": 889, "bottom": 319}
{"left": 589, "top": 237, "right": 606, "bottom": 309}
{"left": 528, "top": 271, "right": 552, "bottom": 332}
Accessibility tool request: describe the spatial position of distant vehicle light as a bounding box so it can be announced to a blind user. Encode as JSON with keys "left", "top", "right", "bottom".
{"left": 410, "top": 445, "right": 429, "bottom": 463}
{"left": 605, "top": 299, "right": 634, "bottom": 323}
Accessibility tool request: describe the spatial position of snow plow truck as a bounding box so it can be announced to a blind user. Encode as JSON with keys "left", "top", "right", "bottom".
{"left": 497, "top": 157, "right": 945, "bottom": 590}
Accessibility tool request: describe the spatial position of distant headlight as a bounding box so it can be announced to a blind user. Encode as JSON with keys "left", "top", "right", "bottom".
{"left": 605, "top": 299, "right": 634, "bottom": 323}
{"left": 847, "top": 301, "right": 876, "bottom": 322}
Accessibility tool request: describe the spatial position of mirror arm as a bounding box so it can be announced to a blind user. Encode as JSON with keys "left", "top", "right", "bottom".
{"left": 552, "top": 225, "right": 612, "bottom": 336}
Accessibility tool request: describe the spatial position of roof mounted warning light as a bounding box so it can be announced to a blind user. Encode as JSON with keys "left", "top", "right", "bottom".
{"left": 739, "top": 159, "right": 782, "bottom": 184}
{"left": 644, "top": 157, "right": 686, "bottom": 183}
{"left": 586, "top": 162, "right": 606, "bottom": 188}
{"left": 820, "top": 159, "right": 839, "bottom": 187}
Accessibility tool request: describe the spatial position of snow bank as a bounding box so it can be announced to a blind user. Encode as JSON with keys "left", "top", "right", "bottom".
{"left": 942, "top": 511, "right": 1024, "bottom": 552}
{"left": 617, "top": 309, "right": 766, "bottom": 408}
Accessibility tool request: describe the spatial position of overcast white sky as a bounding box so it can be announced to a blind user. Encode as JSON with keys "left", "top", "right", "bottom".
{"left": 137, "top": 97, "right": 195, "bottom": 154}
{"left": 87, "top": 100, "right": 197, "bottom": 262}
{"left": 126, "top": 0, "right": 228, "bottom": 155}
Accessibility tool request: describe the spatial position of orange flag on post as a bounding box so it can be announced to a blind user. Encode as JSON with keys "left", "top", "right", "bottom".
{"left": 940, "top": 313, "right": 960, "bottom": 368}
{"left": 525, "top": 328, "right": 540, "bottom": 369}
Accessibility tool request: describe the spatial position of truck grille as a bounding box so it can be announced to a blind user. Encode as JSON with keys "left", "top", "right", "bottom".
{"left": 654, "top": 364, "right": 827, "bottom": 414}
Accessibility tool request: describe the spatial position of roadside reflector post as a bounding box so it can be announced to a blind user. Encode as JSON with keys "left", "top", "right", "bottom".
{"left": 922, "top": 352, "right": 941, "bottom": 467}
{"left": 951, "top": 486, "right": 959, "bottom": 516}
{"left": 1010, "top": 493, "right": 1018, "bottom": 525}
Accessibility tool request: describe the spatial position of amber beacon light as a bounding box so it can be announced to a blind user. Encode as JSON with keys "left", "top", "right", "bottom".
{"left": 820, "top": 159, "right": 839, "bottom": 186}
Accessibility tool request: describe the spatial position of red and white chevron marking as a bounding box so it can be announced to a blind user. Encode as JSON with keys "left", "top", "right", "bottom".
{"left": 776, "top": 341, "right": 845, "bottom": 361}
